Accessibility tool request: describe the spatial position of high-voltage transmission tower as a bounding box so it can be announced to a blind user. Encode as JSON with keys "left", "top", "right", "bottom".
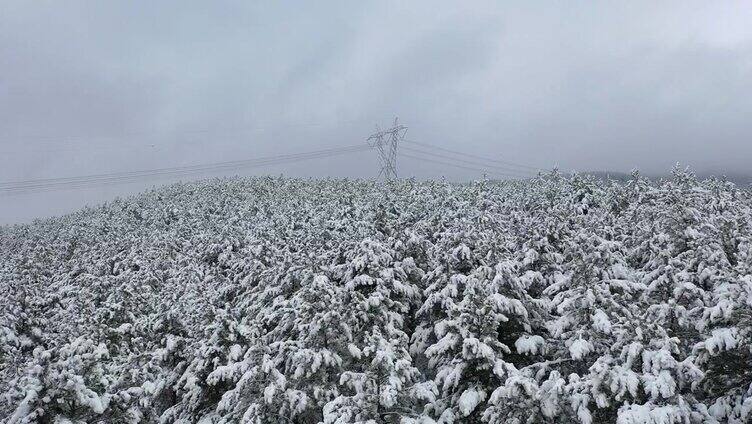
{"left": 366, "top": 117, "right": 407, "bottom": 180}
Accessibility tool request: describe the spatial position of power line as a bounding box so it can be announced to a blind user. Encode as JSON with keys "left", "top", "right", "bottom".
{"left": 1, "top": 147, "right": 370, "bottom": 195}
{"left": 400, "top": 152, "right": 528, "bottom": 179}
{"left": 0, "top": 145, "right": 370, "bottom": 195}
{"left": 1, "top": 146, "right": 371, "bottom": 193}
{"left": 2, "top": 143, "right": 538, "bottom": 195}
{"left": 0, "top": 143, "right": 161, "bottom": 156}
{"left": 402, "top": 139, "right": 546, "bottom": 171}
{"left": 400, "top": 145, "right": 535, "bottom": 177}
{"left": 1, "top": 128, "right": 551, "bottom": 196}
{"left": 401, "top": 152, "right": 522, "bottom": 179}
{"left": 0, "top": 144, "right": 368, "bottom": 188}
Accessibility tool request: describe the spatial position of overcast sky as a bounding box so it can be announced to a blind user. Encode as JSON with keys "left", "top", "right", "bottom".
{"left": 2, "top": 1, "right": 752, "bottom": 223}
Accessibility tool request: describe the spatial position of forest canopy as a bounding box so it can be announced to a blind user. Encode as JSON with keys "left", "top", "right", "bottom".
{"left": 1, "top": 169, "right": 751, "bottom": 423}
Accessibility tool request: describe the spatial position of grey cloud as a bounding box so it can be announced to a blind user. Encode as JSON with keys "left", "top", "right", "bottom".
{"left": 2, "top": 1, "right": 752, "bottom": 223}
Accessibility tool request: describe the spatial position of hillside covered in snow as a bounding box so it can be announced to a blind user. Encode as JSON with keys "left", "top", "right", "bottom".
{"left": 1, "top": 169, "right": 751, "bottom": 423}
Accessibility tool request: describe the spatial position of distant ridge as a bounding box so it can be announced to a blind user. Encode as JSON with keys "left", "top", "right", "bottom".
{"left": 578, "top": 170, "right": 752, "bottom": 186}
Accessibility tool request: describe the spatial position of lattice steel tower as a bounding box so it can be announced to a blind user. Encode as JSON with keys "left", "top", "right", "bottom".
{"left": 366, "top": 117, "right": 407, "bottom": 180}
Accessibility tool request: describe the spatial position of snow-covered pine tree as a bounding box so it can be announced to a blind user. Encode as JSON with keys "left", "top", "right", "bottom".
{"left": 323, "top": 239, "right": 431, "bottom": 423}
{"left": 692, "top": 178, "right": 752, "bottom": 423}
{"left": 6, "top": 337, "right": 113, "bottom": 423}
{"left": 417, "top": 234, "right": 542, "bottom": 423}
{"left": 543, "top": 230, "right": 642, "bottom": 423}
{"left": 617, "top": 167, "right": 711, "bottom": 423}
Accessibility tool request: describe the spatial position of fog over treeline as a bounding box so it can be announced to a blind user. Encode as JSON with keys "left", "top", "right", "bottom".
{"left": 2, "top": 1, "right": 752, "bottom": 223}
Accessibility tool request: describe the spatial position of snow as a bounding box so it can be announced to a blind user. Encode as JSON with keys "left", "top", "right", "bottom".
{"left": 617, "top": 402, "right": 687, "bottom": 424}
{"left": 591, "top": 309, "right": 612, "bottom": 334}
{"left": 514, "top": 335, "right": 545, "bottom": 355}
{"left": 347, "top": 343, "right": 362, "bottom": 359}
{"left": 7, "top": 388, "right": 37, "bottom": 424}
{"left": 1, "top": 170, "right": 750, "bottom": 423}
{"left": 458, "top": 387, "right": 486, "bottom": 416}
{"left": 569, "top": 339, "right": 593, "bottom": 360}
{"left": 643, "top": 370, "right": 677, "bottom": 400}
{"left": 703, "top": 328, "right": 738, "bottom": 354}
